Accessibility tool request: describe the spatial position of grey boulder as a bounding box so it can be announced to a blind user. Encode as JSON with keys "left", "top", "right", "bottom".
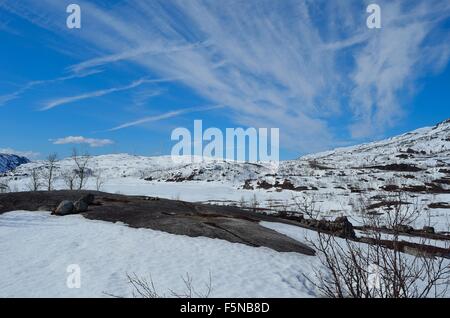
{"left": 54, "top": 200, "right": 74, "bottom": 215}
{"left": 74, "top": 199, "right": 89, "bottom": 213}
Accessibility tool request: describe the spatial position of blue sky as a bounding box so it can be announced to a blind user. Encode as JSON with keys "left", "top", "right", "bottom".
{"left": 0, "top": 0, "right": 449, "bottom": 160}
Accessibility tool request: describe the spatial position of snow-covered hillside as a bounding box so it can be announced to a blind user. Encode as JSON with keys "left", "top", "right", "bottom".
{"left": 1, "top": 119, "right": 449, "bottom": 229}
{"left": 6, "top": 154, "right": 276, "bottom": 184}
{"left": 6, "top": 119, "right": 449, "bottom": 182}
{"left": 0, "top": 120, "right": 449, "bottom": 298}
{"left": 0, "top": 154, "right": 29, "bottom": 174}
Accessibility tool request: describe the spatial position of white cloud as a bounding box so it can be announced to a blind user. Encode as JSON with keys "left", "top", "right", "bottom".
{"left": 69, "top": 42, "right": 207, "bottom": 74}
{"left": 108, "top": 105, "right": 224, "bottom": 131}
{"left": 0, "top": 148, "right": 40, "bottom": 159}
{"left": 0, "top": 69, "right": 103, "bottom": 107}
{"left": 348, "top": 1, "right": 450, "bottom": 138}
{"left": 51, "top": 136, "right": 114, "bottom": 148}
{"left": 2, "top": 0, "right": 450, "bottom": 152}
{"left": 41, "top": 78, "right": 165, "bottom": 110}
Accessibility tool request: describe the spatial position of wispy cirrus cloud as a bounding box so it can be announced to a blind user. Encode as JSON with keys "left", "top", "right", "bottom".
{"left": 0, "top": 69, "right": 103, "bottom": 107}
{"left": 41, "top": 77, "right": 170, "bottom": 110}
{"left": 2, "top": 0, "right": 450, "bottom": 152}
{"left": 108, "top": 105, "right": 224, "bottom": 131}
{"left": 69, "top": 42, "right": 208, "bottom": 74}
{"left": 51, "top": 136, "right": 114, "bottom": 148}
{"left": 349, "top": 1, "right": 450, "bottom": 138}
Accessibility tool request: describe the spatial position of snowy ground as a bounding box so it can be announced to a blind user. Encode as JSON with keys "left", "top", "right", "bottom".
{"left": 0, "top": 211, "right": 320, "bottom": 298}
{"left": 2, "top": 210, "right": 447, "bottom": 298}
{"left": 0, "top": 120, "right": 448, "bottom": 297}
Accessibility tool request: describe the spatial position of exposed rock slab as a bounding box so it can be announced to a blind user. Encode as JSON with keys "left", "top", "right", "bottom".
{"left": 0, "top": 190, "right": 315, "bottom": 256}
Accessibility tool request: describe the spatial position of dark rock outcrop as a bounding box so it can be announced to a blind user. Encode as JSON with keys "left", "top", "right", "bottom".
{"left": 423, "top": 226, "right": 435, "bottom": 234}
{"left": 79, "top": 193, "right": 95, "bottom": 205}
{"left": 301, "top": 216, "right": 356, "bottom": 239}
{"left": 369, "top": 163, "right": 423, "bottom": 172}
{"left": 54, "top": 200, "right": 74, "bottom": 215}
{"left": 0, "top": 190, "right": 315, "bottom": 256}
{"left": 74, "top": 199, "right": 88, "bottom": 213}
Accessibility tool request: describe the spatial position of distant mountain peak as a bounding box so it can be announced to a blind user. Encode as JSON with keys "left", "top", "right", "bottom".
{"left": 0, "top": 154, "right": 30, "bottom": 173}
{"left": 436, "top": 118, "right": 450, "bottom": 127}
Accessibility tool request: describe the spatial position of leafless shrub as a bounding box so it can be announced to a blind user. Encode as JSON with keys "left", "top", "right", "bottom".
{"left": 0, "top": 179, "right": 10, "bottom": 193}
{"left": 169, "top": 272, "right": 213, "bottom": 298}
{"left": 305, "top": 192, "right": 450, "bottom": 298}
{"left": 250, "top": 194, "right": 259, "bottom": 212}
{"left": 266, "top": 198, "right": 276, "bottom": 214}
{"left": 43, "top": 153, "right": 58, "bottom": 191}
{"left": 27, "top": 168, "right": 42, "bottom": 191}
{"left": 126, "top": 273, "right": 162, "bottom": 298}
{"left": 239, "top": 196, "right": 247, "bottom": 209}
{"left": 93, "top": 170, "right": 106, "bottom": 191}
{"left": 72, "top": 148, "right": 91, "bottom": 190}
{"left": 276, "top": 200, "right": 290, "bottom": 217}
{"left": 292, "top": 194, "right": 320, "bottom": 219}
{"left": 61, "top": 170, "right": 77, "bottom": 190}
{"left": 109, "top": 272, "right": 213, "bottom": 298}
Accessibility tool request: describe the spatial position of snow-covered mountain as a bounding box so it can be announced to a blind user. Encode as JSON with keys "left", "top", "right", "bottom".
{"left": 302, "top": 118, "right": 450, "bottom": 166}
{"left": 272, "top": 118, "right": 450, "bottom": 190}
{"left": 1, "top": 119, "right": 449, "bottom": 229}
{"left": 4, "top": 119, "right": 450, "bottom": 186}
{"left": 0, "top": 154, "right": 30, "bottom": 174}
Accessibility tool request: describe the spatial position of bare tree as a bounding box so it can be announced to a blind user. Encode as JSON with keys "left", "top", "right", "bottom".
{"left": 239, "top": 196, "right": 247, "bottom": 209}
{"left": 277, "top": 200, "right": 290, "bottom": 217}
{"left": 28, "top": 168, "right": 42, "bottom": 191}
{"left": 107, "top": 272, "right": 213, "bottom": 298}
{"left": 250, "top": 194, "right": 259, "bottom": 212}
{"left": 305, "top": 193, "right": 450, "bottom": 298}
{"left": 61, "top": 170, "right": 77, "bottom": 190}
{"left": 169, "top": 272, "right": 213, "bottom": 298}
{"left": 125, "top": 273, "right": 162, "bottom": 298}
{"left": 94, "top": 170, "right": 105, "bottom": 191}
{"left": 72, "top": 148, "right": 91, "bottom": 190}
{"left": 0, "top": 179, "right": 10, "bottom": 193}
{"left": 43, "top": 153, "right": 58, "bottom": 191}
{"left": 292, "top": 194, "right": 320, "bottom": 219}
